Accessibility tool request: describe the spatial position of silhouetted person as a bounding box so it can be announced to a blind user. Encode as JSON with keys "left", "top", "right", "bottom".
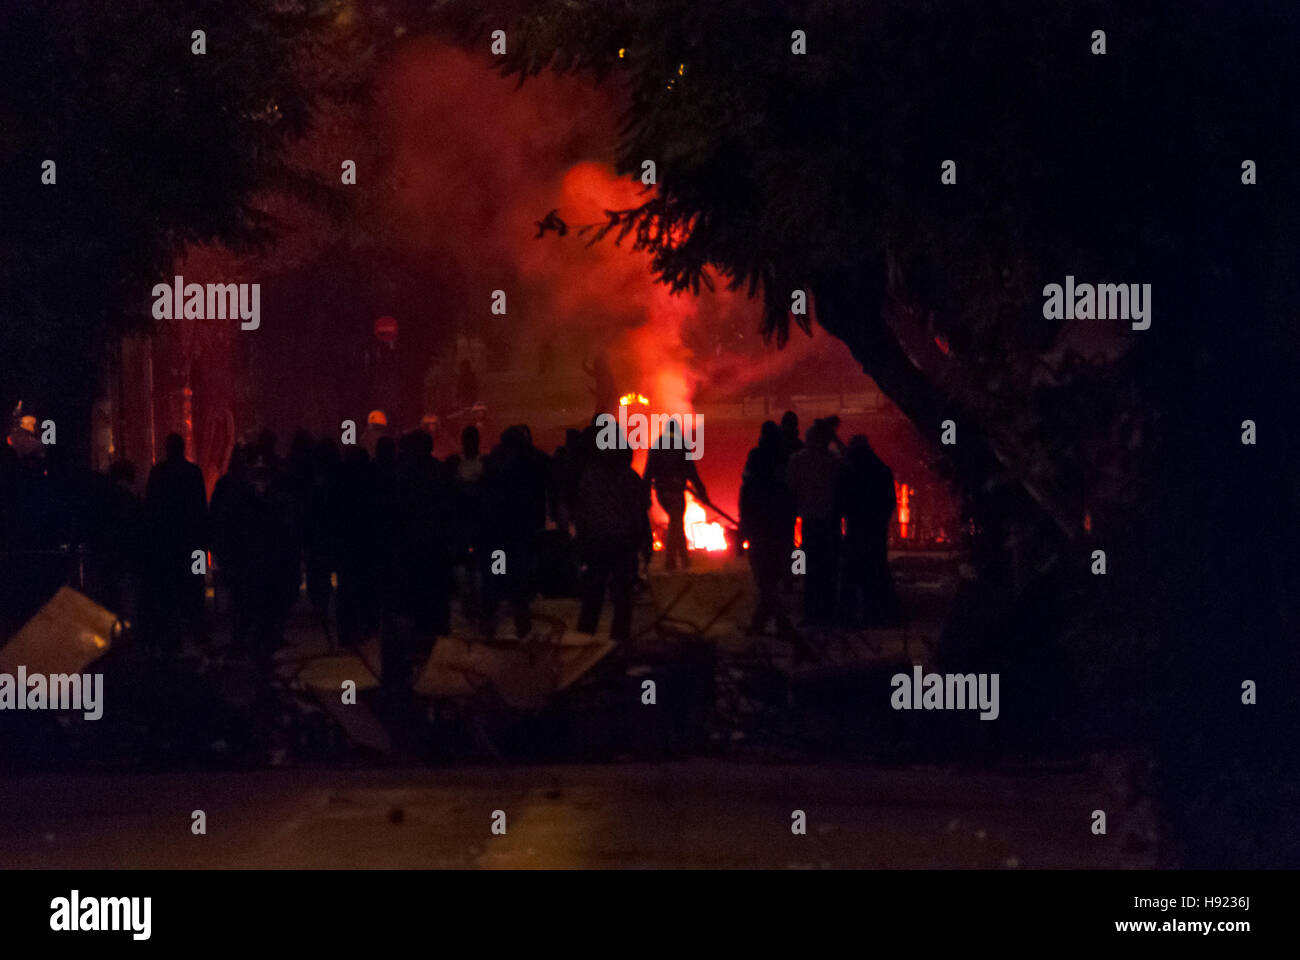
{"left": 210, "top": 444, "right": 258, "bottom": 651}
{"left": 740, "top": 422, "right": 798, "bottom": 641}
{"left": 305, "top": 438, "right": 340, "bottom": 638}
{"left": 394, "top": 430, "right": 451, "bottom": 639}
{"left": 778, "top": 411, "right": 805, "bottom": 593}
{"left": 89, "top": 460, "right": 143, "bottom": 624}
{"left": 576, "top": 438, "right": 645, "bottom": 641}
{"left": 449, "top": 424, "right": 486, "bottom": 485}
{"left": 0, "top": 436, "right": 74, "bottom": 632}
{"left": 823, "top": 415, "right": 847, "bottom": 457}
{"left": 518, "top": 425, "right": 552, "bottom": 527}
{"left": 371, "top": 436, "right": 399, "bottom": 634}
{"left": 839, "top": 435, "right": 902, "bottom": 626}
{"left": 332, "top": 447, "right": 378, "bottom": 648}
{"left": 285, "top": 429, "right": 315, "bottom": 582}
{"left": 382, "top": 430, "right": 452, "bottom": 712}
{"left": 447, "top": 425, "right": 487, "bottom": 617}
{"left": 550, "top": 427, "right": 582, "bottom": 533}
{"left": 779, "top": 410, "right": 803, "bottom": 465}
{"left": 143, "top": 433, "right": 207, "bottom": 654}
{"left": 256, "top": 428, "right": 281, "bottom": 472}
{"left": 479, "top": 426, "right": 546, "bottom": 637}
{"left": 645, "top": 418, "right": 707, "bottom": 571}
{"left": 786, "top": 419, "right": 840, "bottom": 625}
{"left": 243, "top": 443, "right": 300, "bottom": 666}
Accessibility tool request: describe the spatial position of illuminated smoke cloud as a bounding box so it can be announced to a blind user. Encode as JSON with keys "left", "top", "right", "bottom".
{"left": 375, "top": 38, "right": 819, "bottom": 420}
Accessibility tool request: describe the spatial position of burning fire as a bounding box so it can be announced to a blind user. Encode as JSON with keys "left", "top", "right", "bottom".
{"left": 619, "top": 386, "right": 725, "bottom": 552}
{"left": 652, "top": 491, "right": 728, "bottom": 552}
{"left": 896, "top": 482, "right": 913, "bottom": 539}
{"left": 684, "top": 490, "right": 728, "bottom": 552}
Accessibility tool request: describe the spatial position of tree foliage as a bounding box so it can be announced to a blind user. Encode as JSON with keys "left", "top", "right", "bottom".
{"left": 0, "top": 0, "right": 366, "bottom": 438}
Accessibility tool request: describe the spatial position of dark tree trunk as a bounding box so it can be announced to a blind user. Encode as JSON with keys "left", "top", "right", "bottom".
{"left": 812, "top": 265, "right": 1076, "bottom": 542}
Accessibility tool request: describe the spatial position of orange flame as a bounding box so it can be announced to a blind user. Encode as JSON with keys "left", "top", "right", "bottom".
{"left": 896, "top": 482, "right": 913, "bottom": 539}
{"left": 684, "top": 490, "right": 728, "bottom": 552}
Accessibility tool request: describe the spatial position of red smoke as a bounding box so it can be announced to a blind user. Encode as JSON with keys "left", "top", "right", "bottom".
{"left": 518, "top": 160, "right": 739, "bottom": 420}
{"left": 376, "top": 38, "right": 829, "bottom": 422}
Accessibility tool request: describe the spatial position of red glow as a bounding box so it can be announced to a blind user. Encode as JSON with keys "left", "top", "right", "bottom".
{"left": 896, "top": 482, "right": 913, "bottom": 539}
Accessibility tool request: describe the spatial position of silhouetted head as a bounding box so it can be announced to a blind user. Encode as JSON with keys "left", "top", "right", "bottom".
{"left": 780, "top": 411, "right": 799, "bottom": 438}
{"left": 164, "top": 433, "right": 186, "bottom": 461}
{"left": 462, "top": 425, "right": 480, "bottom": 459}
{"left": 592, "top": 424, "right": 625, "bottom": 463}
{"left": 249, "top": 459, "right": 274, "bottom": 496}
{"left": 290, "top": 429, "right": 313, "bottom": 459}
{"left": 565, "top": 428, "right": 581, "bottom": 450}
{"left": 759, "top": 420, "right": 781, "bottom": 454}
{"left": 659, "top": 417, "right": 681, "bottom": 447}
{"left": 398, "top": 430, "right": 422, "bottom": 459}
{"left": 314, "top": 437, "right": 340, "bottom": 469}
{"left": 256, "top": 429, "right": 277, "bottom": 460}
{"left": 225, "top": 443, "right": 249, "bottom": 479}
{"left": 806, "top": 420, "right": 831, "bottom": 450}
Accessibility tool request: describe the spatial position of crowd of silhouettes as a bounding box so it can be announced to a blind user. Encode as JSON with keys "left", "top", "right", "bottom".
{"left": 741, "top": 412, "right": 902, "bottom": 649}
{"left": 0, "top": 418, "right": 653, "bottom": 665}
{"left": 1, "top": 408, "right": 901, "bottom": 686}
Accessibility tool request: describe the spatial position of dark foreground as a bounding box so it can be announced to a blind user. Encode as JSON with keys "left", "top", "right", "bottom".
{"left": 0, "top": 760, "right": 1143, "bottom": 869}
